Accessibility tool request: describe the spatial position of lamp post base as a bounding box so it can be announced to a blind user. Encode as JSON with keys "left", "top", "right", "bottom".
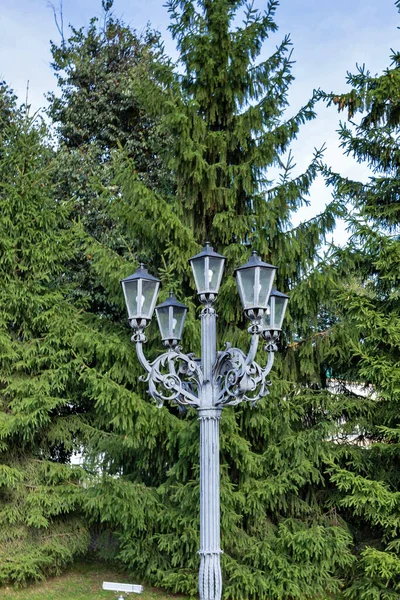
{"left": 198, "top": 408, "right": 222, "bottom": 600}
{"left": 199, "top": 550, "right": 222, "bottom": 600}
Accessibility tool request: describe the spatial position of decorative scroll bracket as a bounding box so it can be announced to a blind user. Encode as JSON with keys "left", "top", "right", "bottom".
{"left": 213, "top": 336, "right": 276, "bottom": 407}
{"left": 135, "top": 331, "right": 279, "bottom": 410}
{"left": 136, "top": 342, "right": 202, "bottom": 408}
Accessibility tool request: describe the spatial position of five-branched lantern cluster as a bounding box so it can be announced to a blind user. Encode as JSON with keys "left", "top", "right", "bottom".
{"left": 121, "top": 243, "right": 288, "bottom": 600}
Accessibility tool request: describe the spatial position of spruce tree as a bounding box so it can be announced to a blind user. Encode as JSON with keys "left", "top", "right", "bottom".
{"left": 78, "top": 1, "right": 355, "bottom": 598}
{"left": 47, "top": 0, "right": 172, "bottom": 236}
{"left": 320, "top": 5, "right": 400, "bottom": 595}
{"left": 0, "top": 108, "right": 90, "bottom": 584}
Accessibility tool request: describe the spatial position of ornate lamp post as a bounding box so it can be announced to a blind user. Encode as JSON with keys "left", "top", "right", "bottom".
{"left": 121, "top": 243, "right": 288, "bottom": 600}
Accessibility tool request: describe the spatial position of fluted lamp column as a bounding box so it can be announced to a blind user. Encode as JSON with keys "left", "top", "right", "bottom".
{"left": 189, "top": 243, "right": 226, "bottom": 600}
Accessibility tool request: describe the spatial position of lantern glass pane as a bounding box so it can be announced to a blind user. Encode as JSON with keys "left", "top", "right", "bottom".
{"left": 258, "top": 268, "right": 275, "bottom": 308}
{"left": 156, "top": 306, "right": 170, "bottom": 339}
{"left": 274, "top": 297, "right": 288, "bottom": 330}
{"left": 172, "top": 306, "right": 187, "bottom": 340}
{"left": 191, "top": 259, "right": 205, "bottom": 294}
{"left": 208, "top": 257, "right": 225, "bottom": 293}
{"left": 191, "top": 257, "right": 224, "bottom": 294}
{"left": 156, "top": 305, "right": 187, "bottom": 341}
{"left": 122, "top": 279, "right": 139, "bottom": 319}
{"left": 263, "top": 302, "right": 272, "bottom": 329}
{"left": 141, "top": 280, "right": 159, "bottom": 318}
{"left": 237, "top": 268, "right": 256, "bottom": 308}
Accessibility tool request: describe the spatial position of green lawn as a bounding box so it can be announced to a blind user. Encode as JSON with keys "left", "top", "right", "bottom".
{"left": 0, "top": 561, "right": 342, "bottom": 600}
{"left": 0, "top": 561, "right": 188, "bottom": 600}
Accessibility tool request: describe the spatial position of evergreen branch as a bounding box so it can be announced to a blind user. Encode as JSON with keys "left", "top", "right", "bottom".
{"left": 265, "top": 145, "right": 325, "bottom": 210}
{"left": 247, "top": 34, "right": 291, "bottom": 75}
{"left": 286, "top": 200, "right": 344, "bottom": 237}
{"left": 287, "top": 328, "right": 333, "bottom": 349}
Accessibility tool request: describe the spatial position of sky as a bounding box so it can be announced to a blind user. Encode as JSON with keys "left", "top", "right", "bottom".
{"left": 0, "top": 0, "right": 399, "bottom": 245}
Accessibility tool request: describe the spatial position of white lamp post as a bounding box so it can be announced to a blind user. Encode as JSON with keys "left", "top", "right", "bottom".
{"left": 121, "top": 247, "right": 288, "bottom": 600}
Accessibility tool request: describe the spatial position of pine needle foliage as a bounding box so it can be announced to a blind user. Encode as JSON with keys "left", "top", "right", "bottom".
{"left": 0, "top": 111, "right": 90, "bottom": 585}
{"left": 321, "top": 4, "right": 400, "bottom": 595}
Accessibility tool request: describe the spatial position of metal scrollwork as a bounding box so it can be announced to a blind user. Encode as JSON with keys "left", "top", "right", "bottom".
{"left": 131, "top": 330, "right": 146, "bottom": 343}
{"left": 247, "top": 321, "right": 263, "bottom": 335}
{"left": 137, "top": 344, "right": 202, "bottom": 408}
{"left": 200, "top": 304, "right": 216, "bottom": 316}
{"left": 262, "top": 329, "right": 280, "bottom": 352}
{"left": 199, "top": 293, "right": 217, "bottom": 305}
{"left": 213, "top": 341, "right": 275, "bottom": 407}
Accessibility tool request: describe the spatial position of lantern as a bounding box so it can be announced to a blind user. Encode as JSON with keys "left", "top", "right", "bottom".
{"left": 262, "top": 288, "right": 289, "bottom": 331}
{"left": 155, "top": 293, "right": 188, "bottom": 345}
{"left": 121, "top": 264, "right": 160, "bottom": 326}
{"left": 235, "top": 251, "right": 277, "bottom": 315}
{"left": 189, "top": 242, "right": 226, "bottom": 298}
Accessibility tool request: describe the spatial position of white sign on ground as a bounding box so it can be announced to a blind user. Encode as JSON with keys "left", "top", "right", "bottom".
{"left": 102, "top": 582, "right": 143, "bottom": 594}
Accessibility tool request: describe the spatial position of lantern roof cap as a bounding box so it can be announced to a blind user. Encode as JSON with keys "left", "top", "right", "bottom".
{"left": 189, "top": 241, "right": 226, "bottom": 263}
{"left": 270, "top": 287, "right": 289, "bottom": 299}
{"left": 235, "top": 250, "right": 277, "bottom": 272}
{"left": 156, "top": 292, "right": 188, "bottom": 310}
{"left": 121, "top": 263, "right": 160, "bottom": 284}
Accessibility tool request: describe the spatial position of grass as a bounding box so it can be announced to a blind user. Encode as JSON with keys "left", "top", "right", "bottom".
{"left": 0, "top": 561, "right": 188, "bottom": 600}
{"left": 0, "top": 561, "right": 341, "bottom": 600}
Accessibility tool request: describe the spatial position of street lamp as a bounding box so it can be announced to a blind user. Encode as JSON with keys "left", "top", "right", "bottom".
{"left": 155, "top": 292, "right": 188, "bottom": 348}
{"left": 121, "top": 246, "right": 288, "bottom": 600}
{"left": 189, "top": 241, "right": 226, "bottom": 303}
{"left": 261, "top": 287, "right": 290, "bottom": 351}
{"left": 121, "top": 264, "right": 160, "bottom": 338}
{"left": 234, "top": 250, "right": 277, "bottom": 319}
